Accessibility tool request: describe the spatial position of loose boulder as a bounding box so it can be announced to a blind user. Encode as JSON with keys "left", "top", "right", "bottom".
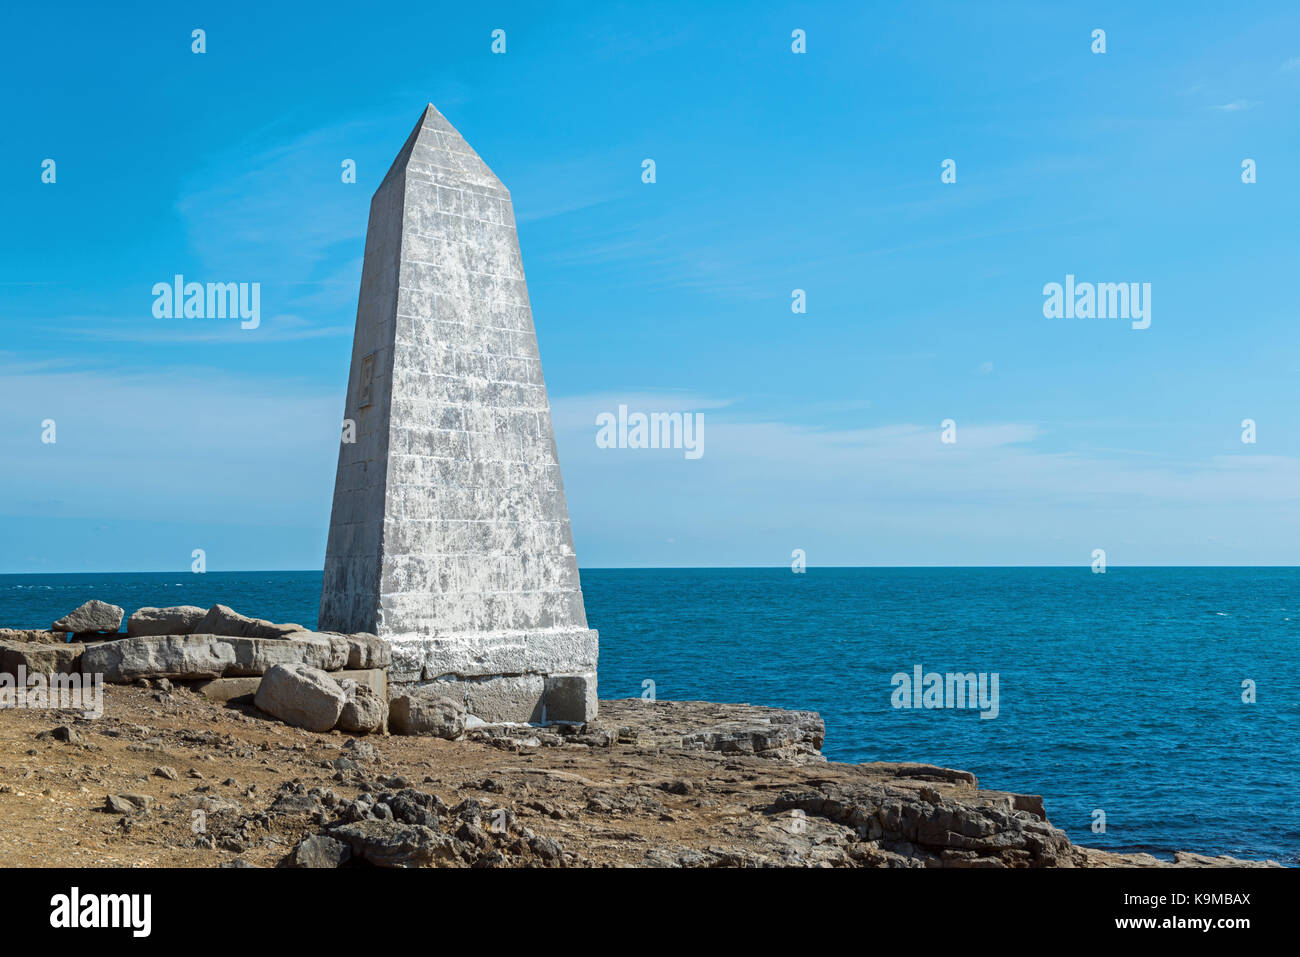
{"left": 0, "top": 629, "right": 67, "bottom": 644}
{"left": 329, "top": 819, "right": 457, "bottom": 867}
{"left": 285, "top": 835, "right": 351, "bottom": 868}
{"left": 0, "top": 639, "right": 85, "bottom": 676}
{"left": 338, "top": 685, "right": 388, "bottom": 734}
{"left": 194, "top": 604, "right": 304, "bottom": 640}
{"left": 52, "top": 600, "right": 123, "bottom": 635}
{"left": 126, "top": 605, "right": 207, "bottom": 637}
{"left": 254, "top": 664, "right": 346, "bottom": 732}
{"left": 389, "top": 691, "right": 466, "bottom": 739}
{"left": 80, "top": 635, "right": 237, "bottom": 681}
{"left": 80, "top": 633, "right": 345, "bottom": 683}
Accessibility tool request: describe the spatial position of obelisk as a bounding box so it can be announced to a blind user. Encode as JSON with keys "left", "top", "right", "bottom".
{"left": 319, "top": 104, "right": 597, "bottom": 723}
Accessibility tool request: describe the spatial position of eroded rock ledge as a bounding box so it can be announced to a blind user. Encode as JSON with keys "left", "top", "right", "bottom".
{"left": 0, "top": 686, "right": 1277, "bottom": 868}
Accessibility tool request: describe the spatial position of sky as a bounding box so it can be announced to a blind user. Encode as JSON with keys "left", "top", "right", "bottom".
{"left": 1, "top": 1, "right": 1298, "bottom": 572}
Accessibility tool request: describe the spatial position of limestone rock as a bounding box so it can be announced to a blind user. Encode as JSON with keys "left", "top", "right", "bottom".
{"left": 35, "top": 725, "right": 82, "bottom": 744}
{"left": 681, "top": 708, "right": 825, "bottom": 760}
{"left": 80, "top": 633, "right": 347, "bottom": 683}
{"left": 187, "top": 676, "right": 262, "bottom": 704}
{"left": 545, "top": 673, "right": 597, "bottom": 723}
{"left": 254, "top": 664, "right": 346, "bottom": 733}
{"left": 769, "top": 782, "right": 1078, "bottom": 868}
{"left": 334, "top": 668, "right": 387, "bottom": 699}
{"left": 80, "top": 635, "right": 237, "bottom": 681}
{"left": 338, "top": 685, "right": 388, "bottom": 735}
{"left": 0, "top": 629, "right": 67, "bottom": 644}
{"left": 0, "top": 639, "right": 85, "bottom": 676}
{"left": 345, "top": 633, "right": 390, "bottom": 669}
{"left": 419, "top": 675, "right": 545, "bottom": 723}
{"left": 193, "top": 604, "right": 303, "bottom": 640}
{"left": 52, "top": 600, "right": 123, "bottom": 635}
{"left": 126, "top": 605, "right": 207, "bottom": 637}
{"left": 285, "top": 834, "right": 351, "bottom": 868}
{"left": 329, "top": 819, "right": 457, "bottom": 868}
{"left": 104, "top": 793, "right": 153, "bottom": 814}
{"left": 389, "top": 691, "right": 466, "bottom": 739}
{"left": 222, "top": 633, "right": 346, "bottom": 675}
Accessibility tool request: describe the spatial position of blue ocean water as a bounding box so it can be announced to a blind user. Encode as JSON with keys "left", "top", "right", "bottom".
{"left": 1, "top": 566, "right": 1295, "bottom": 864}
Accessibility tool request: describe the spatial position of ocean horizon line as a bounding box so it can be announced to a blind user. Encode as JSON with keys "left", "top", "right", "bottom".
{"left": 2, "top": 564, "right": 1299, "bottom": 577}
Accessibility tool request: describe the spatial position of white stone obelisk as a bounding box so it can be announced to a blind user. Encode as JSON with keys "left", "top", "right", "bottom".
{"left": 319, "top": 105, "right": 596, "bottom": 723}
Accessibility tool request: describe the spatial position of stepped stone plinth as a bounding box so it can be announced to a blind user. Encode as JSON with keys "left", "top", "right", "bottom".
{"left": 319, "top": 104, "right": 597, "bottom": 724}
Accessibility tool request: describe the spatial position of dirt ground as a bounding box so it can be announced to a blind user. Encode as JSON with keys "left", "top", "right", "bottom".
{"left": 0, "top": 686, "right": 1273, "bottom": 868}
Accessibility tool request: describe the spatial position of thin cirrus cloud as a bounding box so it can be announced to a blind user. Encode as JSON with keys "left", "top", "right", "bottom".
{"left": 550, "top": 391, "right": 1300, "bottom": 566}
{"left": 0, "top": 358, "right": 339, "bottom": 525}
{"left": 5, "top": 362, "right": 1297, "bottom": 567}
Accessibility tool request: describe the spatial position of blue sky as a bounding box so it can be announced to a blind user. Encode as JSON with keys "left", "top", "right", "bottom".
{"left": 2, "top": 1, "right": 1298, "bottom": 572}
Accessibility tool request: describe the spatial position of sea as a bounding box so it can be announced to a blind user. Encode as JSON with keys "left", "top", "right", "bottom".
{"left": 1, "top": 566, "right": 1295, "bottom": 864}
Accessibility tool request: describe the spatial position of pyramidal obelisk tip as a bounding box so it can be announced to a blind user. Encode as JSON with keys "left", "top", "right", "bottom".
{"left": 416, "top": 102, "right": 457, "bottom": 134}
{"left": 376, "top": 102, "right": 508, "bottom": 194}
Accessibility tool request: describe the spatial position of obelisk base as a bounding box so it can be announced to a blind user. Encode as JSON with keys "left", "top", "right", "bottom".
{"left": 388, "top": 627, "right": 598, "bottom": 724}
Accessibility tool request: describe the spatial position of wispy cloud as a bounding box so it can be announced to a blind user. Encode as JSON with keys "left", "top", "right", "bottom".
{"left": 0, "top": 358, "right": 339, "bottom": 525}
{"left": 551, "top": 391, "right": 1300, "bottom": 565}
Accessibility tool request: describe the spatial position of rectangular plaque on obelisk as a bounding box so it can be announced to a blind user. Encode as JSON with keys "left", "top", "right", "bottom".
{"left": 319, "top": 104, "right": 597, "bottom": 723}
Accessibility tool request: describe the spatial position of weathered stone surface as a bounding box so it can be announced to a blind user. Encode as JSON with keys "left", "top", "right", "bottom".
{"left": 80, "top": 633, "right": 347, "bottom": 682}
{"left": 399, "top": 635, "right": 526, "bottom": 681}
{"left": 80, "top": 635, "right": 233, "bottom": 681}
{"left": 194, "top": 604, "right": 303, "bottom": 640}
{"left": 0, "top": 629, "right": 67, "bottom": 644}
{"left": 35, "top": 725, "right": 82, "bottom": 744}
{"left": 338, "top": 684, "right": 388, "bottom": 734}
{"left": 0, "top": 639, "right": 85, "bottom": 676}
{"left": 767, "top": 782, "right": 1077, "bottom": 867}
{"left": 104, "top": 793, "right": 153, "bottom": 814}
{"left": 344, "top": 633, "right": 390, "bottom": 669}
{"left": 855, "top": 762, "right": 979, "bottom": 787}
{"left": 329, "top": 819, "right": 457, "bottom": 868}
{"left": 53, "top": 600, "right": 123, "bottom": 634}
{"left": 254, "top": 664, "right": 346, "bottom": 733}
{"left": 389, "top": 630, "right": 598, "bottom": 684}
{"left": 285, "top": 834, "right": 351, "bottom": 868}
{"left": 681, "top": 707, "right": 825, "bottom": 761}
{"left": 191, "top": 667, "right": 386, "bottom": 704}
{"left": 188, "top": 675, "right": 263, "bottom": 703}
{"left": 314, "top": 632, "right": 391, "bottom": 670}
{"left": 466, "top": 675, "right": 545, "bottom": 723}
{"left": 316, "top": 104, "right": 597, "bottom": 724}
{"left": 526, "top": 630, "right": 600, "bottom": 676}
{"left": 545, "top": 673, "right": 597, "bottom": 723}
{"left": 980, "top": 789, "right": 1047, "bottom": 820}
{"left": 334, "top": 668, "right": 388, "bottom": 699}
{"left": 416, "top": 675, "right": 544, "bottom": 724}
{"left": 223, "top": 633, "right": 346, "bottom": 676}
{"left": 1080, "top": 847, "right": 1280, "bottom": 867}
{"left": 389, "top": 691, "right": 466, "bottom": 739}
{"left": 126, "top": 605, "right": 207, "bottom": 637}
